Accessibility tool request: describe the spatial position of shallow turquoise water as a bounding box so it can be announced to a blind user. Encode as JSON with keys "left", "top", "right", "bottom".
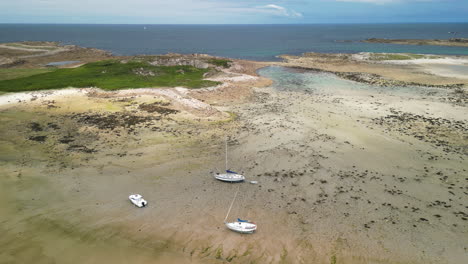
{"left": 258, "top": 66, "right": 450, "bottom": 97}
{"left": 46, "top": 61, "right": 81, "bottom": 66}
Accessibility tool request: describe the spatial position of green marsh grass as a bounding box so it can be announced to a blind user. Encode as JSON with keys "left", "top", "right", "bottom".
{"left": 207, "top": 58, "right": 232, "bottom": 68}
{"left": 0, "top": 60, "right": 220, "bottom": 92}
{"left": 369, "top": 53, "right": 439, "bottom": 61}
{"left": 0, "top": 68, "right": 54, "bottom": 81}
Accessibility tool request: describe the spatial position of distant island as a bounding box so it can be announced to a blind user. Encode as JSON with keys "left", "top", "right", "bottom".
{"left": 364, "top": 38, "right": 468, "bottom": 47}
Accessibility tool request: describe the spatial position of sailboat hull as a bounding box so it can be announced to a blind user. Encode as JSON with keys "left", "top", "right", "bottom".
{"left": 214, "top": 173, "right": 245, "bottom": 182}
{"left": 225, "top": 222, "right": 257, "bottom": 233}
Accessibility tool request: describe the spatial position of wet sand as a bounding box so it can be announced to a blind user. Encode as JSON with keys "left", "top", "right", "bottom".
{"left": 278, "top": 52, "right": 468, "bottom": 87}
{"left": 0, "top": 58, "right": 467, "bottom": 263}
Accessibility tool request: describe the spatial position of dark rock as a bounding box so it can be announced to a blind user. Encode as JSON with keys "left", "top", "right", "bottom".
{"left": 29, "top": 135, "right": 46, "bottom": 142}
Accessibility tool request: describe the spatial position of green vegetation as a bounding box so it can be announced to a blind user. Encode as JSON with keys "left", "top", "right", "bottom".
{"left": 279, "top": 247, "right": 288, "bottom": 263}
{"left": 207, "top": 58, "right": 231, "bottom": 68}
{"left": 215, "top": 247, "right": 223, "bottom": 259}
{"left": 0, "top": 47, "right": 42, "bottom": 56}
{"left": 241, "top": 245, "right": 252, "bottom": 257}
{"left": 5, "top": 43, "right": 31, "bottom": 48}
{"left": 331, "top": 254, "right": 337, "bottom": 264}
{"left": 0, "top": 60, "right": 220, "bottom": 92}
{"left": 200, "top": 246, "right": 212, "bottom": 255}
{"left": 226, "top": 253, "right": 237, "bottom": 262}
{"left": 5, "top": 43, "right": 57, "bottom": 50}
{"left": 369, "top": 53, "right": 439, "bottom": 61}
{"left": 0, "top": 68, "right": 54, "bottom": 81}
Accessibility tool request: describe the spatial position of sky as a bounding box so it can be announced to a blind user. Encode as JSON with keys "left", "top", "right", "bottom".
{"left": 0, "top": 0, "right": 467, "bottom": 24}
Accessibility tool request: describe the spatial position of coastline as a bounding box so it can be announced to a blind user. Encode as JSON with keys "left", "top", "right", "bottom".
{"left": 1, "top": 43, "right": 467, "bottom": 264}
{"left": 363, "top": 38, "right": 468, "bottom": 47}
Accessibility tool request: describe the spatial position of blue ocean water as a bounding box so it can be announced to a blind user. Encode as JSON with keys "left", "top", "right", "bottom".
{"left": 0, "top": 23, "right": 467, "bottom": 60}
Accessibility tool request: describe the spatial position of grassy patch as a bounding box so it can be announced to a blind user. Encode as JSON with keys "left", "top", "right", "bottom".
{"left": 241, "top": 245, "right": 253, "bottom": 257}
{"left": 0, "top": 60, "right": 220, "bottom": 92}
{"left": 369, "top": 53, "right": 437, "bottom": 61}
{"left": 215, "top": 247, "right": 223, "bottom": 259}
{"left": 208, "top": 111, "right": 238, "bottom": 126}
{"left": 331, "top": 254, "right": 337, "bottom": 264}
{"left": 5, "top": 43, "right": 57, "bottom": 50}
{"left": 279, "top": 247, "right": 288, "bottom": 263}
{"left": 224, "top": 249, "right": 239, "bottom": 262}
{"left": 0, "top": 47, "right": 42, "bottom": 57}
{"left": 226, "top": 253, "right": 237, "bottom": 262}
{"left": 0, "top": 68, "right": 54, "bottom": 81}
{"left": 200, "top": 246, "right": 212, "bottom": 255}
{"left": 5, "top": 43, "right": 31, "bottom": 48}
{"left": 207, "top": 58, "right": 232, "bottom": 68}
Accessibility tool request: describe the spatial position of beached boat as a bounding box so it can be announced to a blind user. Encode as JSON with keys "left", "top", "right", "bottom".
{"left": 225, "top": 221, "right": 257, "bottom": 234}
{"left": 213, "top": 137, "right": 245, "bottom": 182}
{"left": 224, "top": 187, "right": 257, "bottom": 234}
{"left": 129, "top": 194, "right": 147, "bottom": 208}
{"left": 214, "top": 170, "right": 245, "bottom": 182}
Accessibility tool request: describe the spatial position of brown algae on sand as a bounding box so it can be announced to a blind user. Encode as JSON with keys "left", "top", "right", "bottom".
{"left": 0, "top": 93, "right": 224, "bottom": 263}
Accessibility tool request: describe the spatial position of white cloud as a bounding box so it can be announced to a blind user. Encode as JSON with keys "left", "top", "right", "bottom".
{"left": 336, "top": 0, "right": 433, "bottom": 4}
{"left": 258, "top": 4, "right": 303, "bottom": 18}
{"left": 265, "top": 4, "right": 286, "bottom": 11}
{"left": 336, "top": 0, "right": 395, "bottom": 3}
{"left": 0, "top": 0, "right": 305, "bottom": 23}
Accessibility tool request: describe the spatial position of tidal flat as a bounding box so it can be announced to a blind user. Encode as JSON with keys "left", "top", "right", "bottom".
{"left": 0, "top": 43, "right": 467, "bottom": 264}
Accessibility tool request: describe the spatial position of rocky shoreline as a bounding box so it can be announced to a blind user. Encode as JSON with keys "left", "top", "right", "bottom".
{"left": 364, "top": 38, "right": 468, "bottom": 47}
{"left": 287, "top": 65, "right": 465, "bottom": 88}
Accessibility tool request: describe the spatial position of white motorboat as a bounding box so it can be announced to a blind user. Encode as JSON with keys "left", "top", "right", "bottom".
{"left": 214, "top": 137, "right": 245, "bottom": 182}
{"left": 224, "top": 186, "right": 257, "bottom": 234}
{"left": 129, "top": 194, "right": 147, "bottom": 208}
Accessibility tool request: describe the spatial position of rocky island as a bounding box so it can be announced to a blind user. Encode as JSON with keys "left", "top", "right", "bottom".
{"left": 364, "top": 37, "right": 468, "bottom": 47}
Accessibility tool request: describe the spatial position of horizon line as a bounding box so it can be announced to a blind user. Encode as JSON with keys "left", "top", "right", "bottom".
{"left": 1, "top": 22, "right": 468, "bottom": 25}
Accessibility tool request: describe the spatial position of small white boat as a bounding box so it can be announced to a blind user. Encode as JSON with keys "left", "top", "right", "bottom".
{"left": 225, "top": 220, "right": 257, "bottom": 234}
{"left": 214, "top": 170, "right": 245, "bottom": 182}
{"left": 129, "top": 194, "right": 147, "bottom": 208}
{"left": 214, "top": 137, "right": 245, "bottom": 182}
{"left": 224, "top": 187, "right": 257, "bottom": 234}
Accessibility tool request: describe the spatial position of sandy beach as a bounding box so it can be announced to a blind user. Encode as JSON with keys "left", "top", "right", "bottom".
{"left": 0, "top": 46, "right": 467, "bottom": 264}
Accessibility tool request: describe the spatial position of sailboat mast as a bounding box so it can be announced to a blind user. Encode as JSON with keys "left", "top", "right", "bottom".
{"left": 224, "top": 186, "right": 240, "bottom": 223}
{"left": 225, "top": 136, "right": 228, "bottom": 171}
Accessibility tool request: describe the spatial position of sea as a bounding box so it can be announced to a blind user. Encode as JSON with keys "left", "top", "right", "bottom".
{"left": 0, "top": 23, "right": 467, "bottom": 60}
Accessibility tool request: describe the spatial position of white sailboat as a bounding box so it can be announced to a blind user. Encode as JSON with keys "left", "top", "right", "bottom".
{"left": 213, "top": 137, "right": 245, "bottom": 182}
{"left": 224, "top": 187, "right": 257, "bottom": 234}
{"left": 129, "top": 194, "right": 147, "bottom": 208}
